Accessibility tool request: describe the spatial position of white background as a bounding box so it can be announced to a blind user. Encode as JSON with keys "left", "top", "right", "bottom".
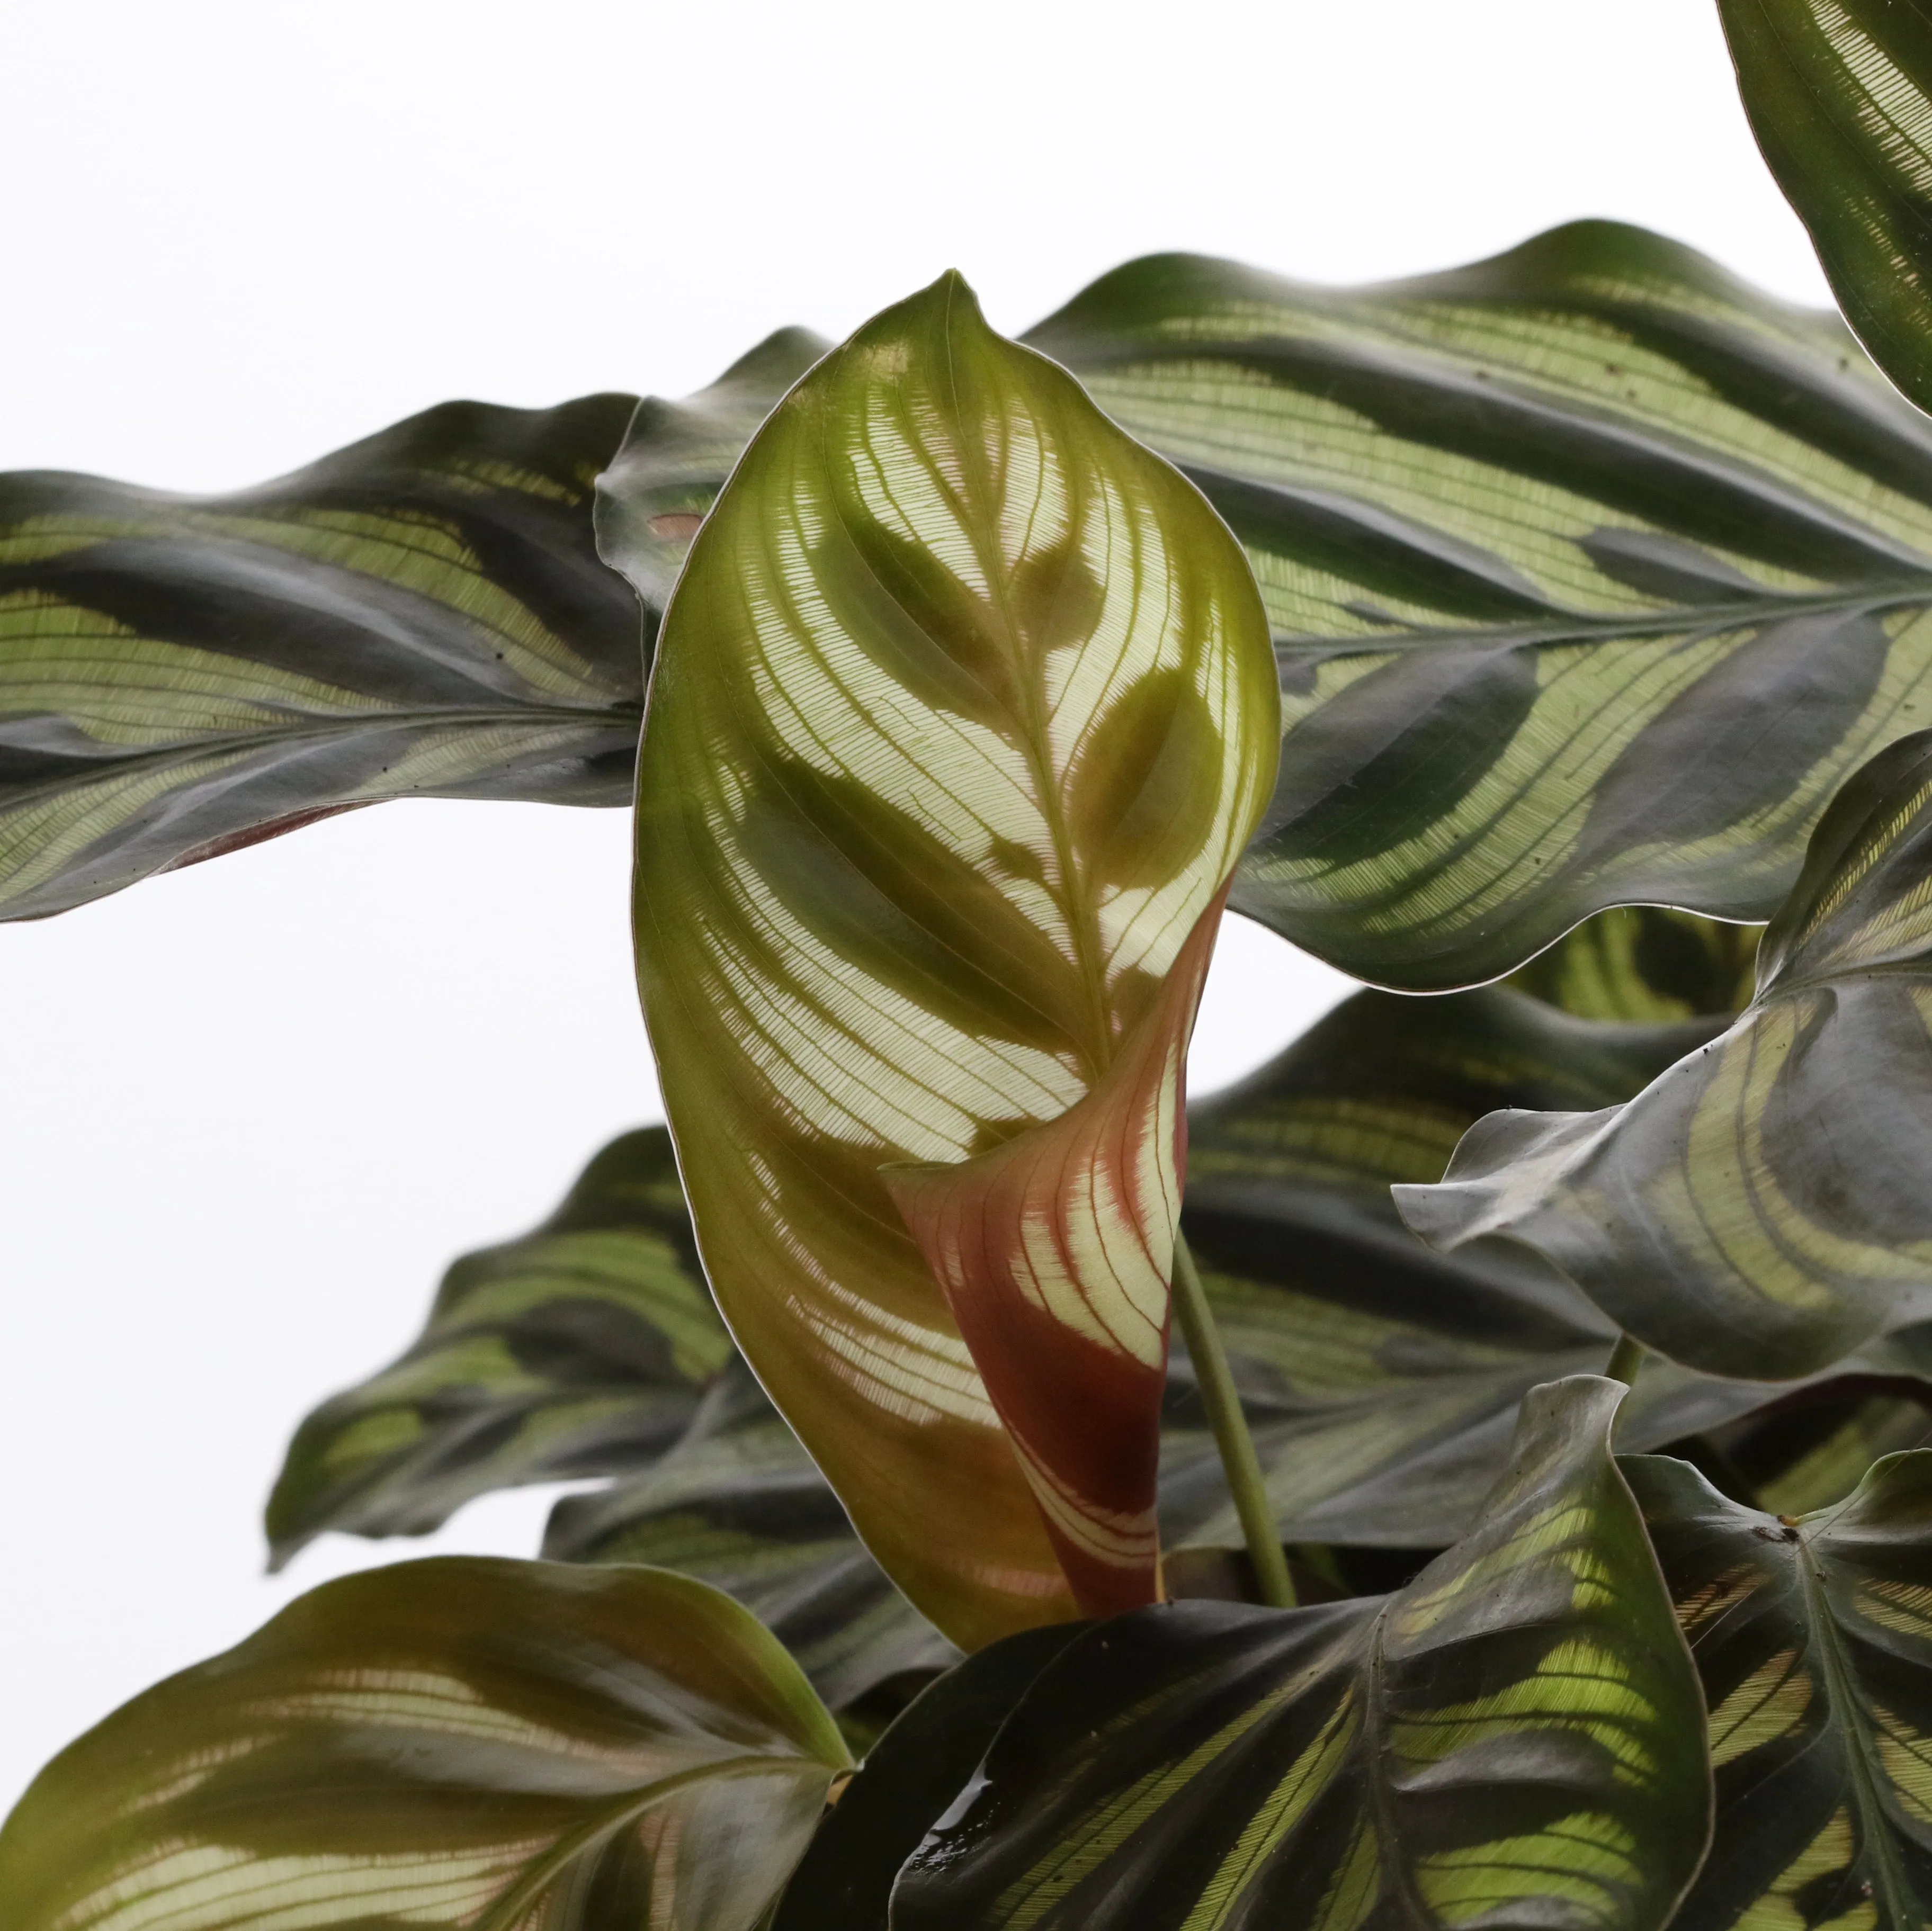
{"left": 1, "top": 0, "right": 1830, "bottom": 1810}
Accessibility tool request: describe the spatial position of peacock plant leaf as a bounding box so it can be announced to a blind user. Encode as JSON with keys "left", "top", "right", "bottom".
{"left": 0, "top": 1559, "right": 851, "bottom": 1931}
{"left": 542, "top": 1360, "right": 958, "bottom": 1710}
{"left": 891, "top": 1376, "right": 1711, "bottom": 1931}
{"left": 1625, "top": 1449, "right": 1932, "bottom": 1931}
{"left": 1718, "top": 0, "right": 1932, "bottom": 420}
{"left": 613, "top": 272, "right": 1280, "bottom": 1641}
{"left": 1027, "top": 221, "right": 1932, "bottom": 988}
{"left": 1397, "top": 727, "right": 1932, "bottom": 1381}
{"left": 0, "top": 393, "right": 644, "bottom": 918}
{"left": 1504, "top": 906, "right": 1761, "bottom": 1023}
{"left": 265, "top": 1127, "right": 733, "bottom": 1569}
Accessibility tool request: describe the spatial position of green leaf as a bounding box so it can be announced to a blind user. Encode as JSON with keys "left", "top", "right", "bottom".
{"left": 617, "top": 271, "right": 1280, "bottom": 1640}
{"left": 0, "top": 1558, "right": 851, "bottom": 1931}
{"left": 1713, "top": 1385, "right": 1932, "bottom": 1517}
{"left": 593, "top": 327, "right": 829, "bottom": 613}
{"left": 769, "top": 1624, "right": 1083, "bottom": 1931}
{"left": 1025, "top": 221, "right": 1932, "bottom": 988}
{"left": 1504, "top": 907, "right": 1762, "bottom": 1022}
{"left": 1718, "top": 0, "right": 1932, "bottom": 419}
{"left": 1398, "top": 728, "right": 1932, "bottom": 1381}
{"left": 543, "top": 1360, "right": 959, "bottom": 1710}
{"left": 265, "top": 1127, "right": 734, "bottom": 1568}
{"left": 892, "top": 1376, "right": 1711, "bottom": 1931}
{"left": 1625, "top": 1449, "right": 1932, "bottom": 1930}
{"left": 0, "top": 392, "right": 645, "bottom": 918}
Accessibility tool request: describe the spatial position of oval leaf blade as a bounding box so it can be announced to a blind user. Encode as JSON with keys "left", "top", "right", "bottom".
{"left": 1397, "top": 728, "right": 1932, "bottom": 1380}
{"left": 0, "top": 1558, "right": 851, "bottom": 1931}
{"left": 1719, "top": 0, "right": 1932, "bottom": 418}
{"left": 1626, "top": 1449, "right": 1932, "bottom": 1930}
{"left": 892, "top": 1376, "right": 1711, "bottom": 1931}
{"left": 619, "top": 272, "right": 1278, "bottom": 1641}
{"left": 1027, "top": 222, "right": 1932, "bottom": 987}
{"left": 0, "top": 393, "right": 645, "bottom": 917}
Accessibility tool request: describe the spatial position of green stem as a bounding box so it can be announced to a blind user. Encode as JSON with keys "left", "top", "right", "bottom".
{"left": 1171, "top": 1233, "right": 1295, "bottom": 1610}
{"left": 1605, "top": 1332, "right": 1645, "bottom": 1387}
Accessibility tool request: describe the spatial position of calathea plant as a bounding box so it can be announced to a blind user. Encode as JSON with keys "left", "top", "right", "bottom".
{"left": 17, "top": 7, "right": 1932, "bottom": 1926}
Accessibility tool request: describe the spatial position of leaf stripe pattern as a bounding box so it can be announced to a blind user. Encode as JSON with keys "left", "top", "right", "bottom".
{"left": 1720, "top": 0, "right": 1932, "bottom": 419}
{"left": 1626, "top": 1449, "right": 1932, "bottom": 1929}
{"left": 1398, "top": 728, "right": 1932, "bottom": 1382}
{"left": 892, "top": 1378, "right": 1711, "bottom": 1931}
{"left": 619, "top": 273, "right": 1278, "bottom": 1641}
{"left": 1024, "top": 221, "right": 1932, "bottom": 988}
{"left": 0, "top": 1560, "right": 852, "bottom": 1931}
{"left": 0, "top": 392, "right": 642, "bottom": 918}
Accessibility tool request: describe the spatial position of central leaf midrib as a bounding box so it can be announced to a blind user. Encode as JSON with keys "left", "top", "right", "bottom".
{"left": 1793, "top": 1530, "right": 1918, "bottom": 1926}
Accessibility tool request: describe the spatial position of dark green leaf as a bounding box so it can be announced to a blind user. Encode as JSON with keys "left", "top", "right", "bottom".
{"left": 892, "top": 1377, "right": 1711, "bottom": 1931}
{"left": 266, "top": 1127, "right": 733, "bottom": 1568}
{"left": 1398, "top": 728, "right": 1932, "bottom": 1380}
{"left": 0, "top": 1558, "right": 851, "bottom": 1931}
{"left": 1719, "top": 0, "right": 1932, "bottom": 418}
{"left": 1505, "top": 907, "right": 1761, "bottom": 1022}
{"left": 1626, "top": 1449, "right": 1932, "bottom": 1930}
{"left": 769, "top": 1625, "right": 1083, "bottom": 1931}
{"left": 1713, "top": 1385, "right": 1932, "bottom": 1516}
{"left": 1026, "top": 222, "right": 1932, "bottom": 987}
{"left": 543, "top": 1360, "right": 958, "bottom": 1710}
{"left": 0, "top": 393, "right": 645, "bottom": 918}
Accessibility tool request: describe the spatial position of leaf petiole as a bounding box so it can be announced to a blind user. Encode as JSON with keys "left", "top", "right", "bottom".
{"left": 1170, "top": 1234, "right": 1296, "bottom": 1610}
{"left": 1605, "top": 1333, "right": 1646, "bottom": 1387}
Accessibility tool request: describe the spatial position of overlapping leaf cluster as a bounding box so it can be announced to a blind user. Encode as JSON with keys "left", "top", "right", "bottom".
{"left": 20, "top": 35, "right": 1932, "bottom": 1919}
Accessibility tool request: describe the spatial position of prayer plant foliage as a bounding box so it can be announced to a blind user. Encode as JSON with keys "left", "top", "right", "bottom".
{"left": 31, "top": 31, "right": 1932, "bottom": 1924}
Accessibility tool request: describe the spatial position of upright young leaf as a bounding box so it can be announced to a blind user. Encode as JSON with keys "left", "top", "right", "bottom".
{"left": 1028, "top": 223, "right": 1932, "bottom": 987}
{"left": 1626, "top": 1450, "right": 1932, "bottom": 1930}
{"left": 893, "top": 1377, "right": 1711, "bottom": 1931}
{"left": 0, "top": 1559, "right": 851, "bottom": 1931}
{"left": 265, "top": 1127, "right": 732, "bottom": 1568}
{"left": 616, "top": 273, "right": 1279, "bottom": 1641}
{"left": 1399, "top": 728, "right": 1932, "bottom": 1381}
{"left": 1719, "top": 0, "right": 1932, "bottom": 418}
{"left": 0, "top": 393, "right": 644, "bottom": 917}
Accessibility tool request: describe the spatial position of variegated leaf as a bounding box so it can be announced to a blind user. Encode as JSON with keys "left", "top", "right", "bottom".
{"left": 1398, "top": 728, "right": 1932, "bottom": 1381}
{"left": 1026, "top": 222, "right": 1932, "bottom": 988}
{"left": 0, "top": 393, "right": 643, "bottom": 917}
{"left": 616, "top": 272, "right": 1279, "bottom": 1640}
{"left": 892, "top": 1377, "right": 1711, "bottom": 1931}
{"left": 543, "top": 1361, "right": 958, "bottom": 1710}
{"left": 0, "top": 1559, "right": 851, "bottom": 1931}
{"left": 265, "top": 1127, "right": 732, "bottom": 1568}
{"left": 1719, "top": 0, "right": 1932, "bottom": 418}
{"left": 1626, "top": 1449, "right": 1932, "bottom": 1930}
{"left": 1505, "top": 906, "right": 1762, "bottom": 1023}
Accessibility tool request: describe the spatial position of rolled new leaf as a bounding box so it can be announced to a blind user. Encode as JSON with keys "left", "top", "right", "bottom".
{"left": 1028, "top": 222, "right": 1932, "bottom": 988}
{"left": 1398, "top": 728, "right": 1932, "bottom": 1380}
{"left": 0, "top": 1558, "right": 852, "bottom": 1931}
{"left": 892, "top": 1377, "right": 1711, "bottom": 1931}
{"left": 617, "top": 271, "right": 1279, "bottom": 1641}
{"left": 0, "top": 393, "right": 645, "bottom": 917}
{"left": 1719, "top": 0, "right": 1932, "bottom": 418}
{"left": 1626, "top": 1450, "right": 1932, "bottom": 1929}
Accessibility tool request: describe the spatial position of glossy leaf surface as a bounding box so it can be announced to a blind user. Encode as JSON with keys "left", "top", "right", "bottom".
{"left": 0, "top": 393, "right": 642, "bottom": 918}
{"left": 1028, "top": 222, "right": 1932, "bottom": 987}
{"left": 893, "top": 1377, "right": 1710, "bottom": 1931}
{"left": 1720, "top": 0, "right": 1932, "bottom": 417}
{"left": 1399, "top": 728, "right": 1932, "bottom": 1380}
{"left": 620, "top": 273, "right": 1278, "bottom": 1640}
{"left": 770, "top": 1625, "right": 1082, "bottom": 1931}
{"left": 1627, "top": 1450, "right": 1932, "bottom": 1930}
{"left": 544, "top": 1361, "right": 957, "bottom": 1709}
{"left": 266, "top": 1127, "right": 732, "bottom": 1568}
{"left": 0, "top": 1558, "right": 850, "bottom": 1931}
